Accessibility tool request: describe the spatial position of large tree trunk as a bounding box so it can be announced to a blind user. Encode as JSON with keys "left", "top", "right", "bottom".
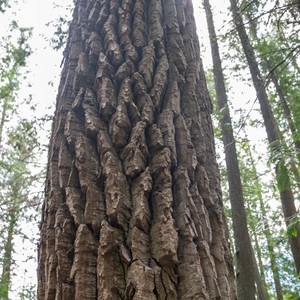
{"left": 203, "top": 0, "right": 256, "bottom": 299}
{"left": 37, "top": 1, "right": 236, "bottom": 299}
{"left": 229, "top": 0, "right": 300, "bottom": 276}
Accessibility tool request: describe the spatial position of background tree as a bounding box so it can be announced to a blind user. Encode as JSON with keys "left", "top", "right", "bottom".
{"left": 242, "top": 1, "right": 300, "bottom": 187}
{"left": 202, "top": 0, "right": 300, "bottom": 297}
{"left": 0, "top": 20, "right": 40, "bottom": 299}
{"left": 229, "top": 0, "right": 300, "bottom": 276}
{"left": 237, "top": 131, "right": 284, "bottom": 300}
{"left": 203, "top": 0, "right": 256, "bottom": 299}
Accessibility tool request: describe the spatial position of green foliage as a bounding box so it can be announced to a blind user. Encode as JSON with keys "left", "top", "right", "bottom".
{"left": 223, "top": 1, "right": 300, "bottom": 297}
{"left": 274, "top": 235, "right": 300, "bottom": 294}
{"left": 46, "top": 16, "right": 70, "bottom": 50}
{"left": 283, "top": 291, "right": 300, "bottom": 300}
{"left": 0, "top": 0, "right": 9, "bottom": 12}
{"left": 0, "top": 9, "right": 42, "bottom": 299}
{"left": 276, "top": 160, "right": 290, "bottom": 192}
{"left": 0, "top": 22, "right": 32, "bottom": 135}
{"left": 18, "top": 283, "right": 36, "bottom": 300}
{"left": 287, "top": 213, "right": 300, "bottom": 238}
{"left": 45, "top": 3, "right": 74, "bottom": 51}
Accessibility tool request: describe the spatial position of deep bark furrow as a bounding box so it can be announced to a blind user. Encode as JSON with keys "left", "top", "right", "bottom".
{"left": 130, "top": 168, "right": 152, "bottom": 232}
{"left": 38, "top": 1, "right": 236, "bottom": 299}
{"left": 97, "top": 222, "right": 126, "bottom": 299}
{"left": 71, "top": 224, "right": 98, "bottom": 299}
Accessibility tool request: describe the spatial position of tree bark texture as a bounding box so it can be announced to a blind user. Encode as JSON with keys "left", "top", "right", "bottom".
{"left": 0, "top": 212, "right": 17, "bottom": 300}
{"left": 203, "top": 0, "right": 256, "bottom": 299}
{"left": 229, "top": 0, "right": 300, "bottom": 276}
{"left": 37, "top": 0, "right": 236, "bottom": 299}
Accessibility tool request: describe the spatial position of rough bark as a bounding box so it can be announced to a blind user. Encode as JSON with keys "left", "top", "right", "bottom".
{"left": 203, "top": 0, "right": 256, "bottom": 299}
{"left": 37, "top": 1, "right": 236, "bottom": 299}
{"left": 229, "top": 0, "right": 300, "bottom": 276}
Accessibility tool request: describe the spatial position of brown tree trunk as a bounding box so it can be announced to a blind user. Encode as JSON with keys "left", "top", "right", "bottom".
{"left": 245, "top": 10, "right": 300, "bottom": 185}
{"left": 261, "top": 213, "right": 284, "bottom": 300}
{"left": 245, "top": 131, "right": 284, "bottom": 300}
{"left": 37, "top": 1, "right": 236, "bottom": 299}
{"left": 267, "top": 64, "right": 300, "bottom": 184}
{"left": 0, "top": 212, "right": 17, "bottom": 300}
{"left": 203, "top": 0, "right": 256, "bottom": 299}
{"left": 229, "top": 0, "right": 300, "bottom": 277}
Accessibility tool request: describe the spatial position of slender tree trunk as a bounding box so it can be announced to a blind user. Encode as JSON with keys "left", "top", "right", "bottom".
{"left": 268, "top": 67, "right": 300, "bottom": 187}
{"left": 278, "top": 28, "right": 300, "bottom": 76}
{"left": 261, "top": 215, "right": 284, "bottom": 300}
{"left": 269, "top": 65, "right": 300, "bottom": 150}
{"left": 0, "top": 212, "right": 17, "bottom": 300}
{"left": 244, "top": 133, "right": 284, "bottom": 300}
{"left": 203, "top": 0, "right": 255, "bottom": 299}
{"left": 229, "top": 0, "right": 300, "bottom": 276}
{"left": 257, "top": 189, "right": 284, "bottom": 300}
{"left": 252, "top": 249, "right": 269, "bottom": 300}
{"left": 258, "top": 194, "right": 284, "bottom": 300}
{"left": 0, "top": 98, "right": 8, "bottom": 148}
{"left": 37, "top": 1, "right": 236, "bottom": 299}
{"left": 250, "top": 219, "right": 270, "bottom": 300}
{"left": 265, "top": 61, "right": 300, "bottom": 184}
{"left": 245, "top": 11, "right": 300, "bottom": 185}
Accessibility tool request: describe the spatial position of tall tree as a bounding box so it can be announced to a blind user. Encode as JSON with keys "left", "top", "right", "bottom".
{"left": 229, "top": 0, "right": 300, "bottom": 276}
{"left": 37, "top": 1, "right": 236, "bottom": 299}
{"left": 0, "top": 20, "right": 35, "bottom": 299}
{"left": 235, "top": 129, "right": 284, "bottom": 300}
{"left": 242, "top": 2, "right": 300, "bottom": 186}
{"left": 203, "top": 0, "right": 256, "bottom": 299}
